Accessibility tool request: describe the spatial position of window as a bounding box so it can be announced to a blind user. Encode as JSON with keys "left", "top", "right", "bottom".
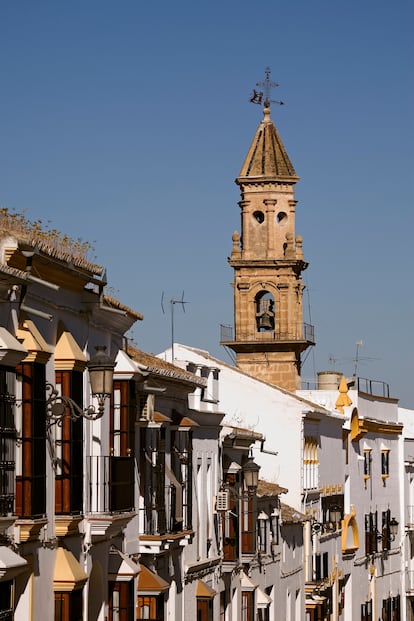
{"left": 381, "top": 595, "right": 400, "bottom": 621}
{"left": 54, "top": 590, "right": 82, "bottom": 621}
{"left": 197, "top": 599, "right": 213, "bottom": 621}
{"left": 241, "top": 591, "right": 254, "bottom": 621}
{"left": 314, "top": 552, "right": 328, "bottom": 581}
{"left": 0, "top": 368, "right": 16, "bottom": 517}
{"left": 342, "top": 430, "right": 349, "bottom": 465}
{"left": 303, "top": 436, "right": 318, "bottom": 490}
{"left": 139, "top": 427, "right": 166, "bottom": 535}
{"left": 361, "top": 599, "right": 372, "bottom": 621}
{"left": 364, "top": 450, "right": 372, "bottom": 477}
{"left": 110, "top": 380, "right": 135, "bottom": 512}
{"left": 221, "top": 474, "right": 238, "bottom": 562}
{"left": 381, "top": 451, "right": 390, "bottom": 477}
{"left": 15, "top": 362, "right": 46, "bottom": 518}
{"left": 271, "top": 510, "right": 279, "bottom": 545}
{"left": 137, "top": 595, "right": 163, "bottom": 620}
{"left": 365, "top": 512, "right": 378, "bottom": 556}
{"left": 258, "top": 512, "right": 269, "bottom": 553}
{"left": 0, "top": 579, "right": 13, "bottom": 620}
{"left": 54, "top": 370, "right": 83, "bottom": 515}
{"left": 241, "top": 490, "right": 255, "bottom": 554}
{"left": 170, "top": 429, "right": 192, "bottom": 531}
{"left": 108, "top": 582, "right": 134, "bottom": 621}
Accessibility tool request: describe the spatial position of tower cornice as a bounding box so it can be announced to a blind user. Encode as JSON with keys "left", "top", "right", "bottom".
{"left": 228, "top": 258, "right": 309, "bottom": 272}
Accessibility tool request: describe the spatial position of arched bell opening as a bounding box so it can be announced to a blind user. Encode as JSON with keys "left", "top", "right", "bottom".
{"left": 255, "top": 291, "right": 275, "bottom": 332}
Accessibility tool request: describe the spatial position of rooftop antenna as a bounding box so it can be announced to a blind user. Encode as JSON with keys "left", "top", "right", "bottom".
{"left": 249, "top": 66, "right": 285, "bottom": 107}
{"left": 161, "top": 291, "right": 189, "bottom": 362}
{"left": 329, "top": 355, "right": 339, "bottom": 371}
{"left": 353, "top": 340, "right": 364, "bottom": 378}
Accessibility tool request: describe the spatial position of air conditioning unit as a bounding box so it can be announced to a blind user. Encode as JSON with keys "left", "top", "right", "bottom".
{"left": 216, "top": 490, "right": 230, "bottom": 512}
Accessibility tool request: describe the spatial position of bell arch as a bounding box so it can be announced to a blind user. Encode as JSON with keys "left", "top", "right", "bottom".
{"left": 255, "top": 290, "right": 275, "bottom": 332}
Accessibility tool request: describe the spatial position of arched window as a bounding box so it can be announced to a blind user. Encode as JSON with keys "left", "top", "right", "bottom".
{"left": 255, "top": 291, "right": 275, "bottom": 332}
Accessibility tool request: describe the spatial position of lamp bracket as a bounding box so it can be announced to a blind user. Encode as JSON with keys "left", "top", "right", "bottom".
{"left": 45, "top": 382, "right": 105, "bottom": 426}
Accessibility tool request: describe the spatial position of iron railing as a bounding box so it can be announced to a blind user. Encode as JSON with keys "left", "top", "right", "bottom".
{"left": 140, "top": 483, "right": 190, "bottom": 535}
{"left": 0, "top": 460, "right": 14, "bottom": 516}
{"left": 406, "top": 570, "right": 414, "bottom": 592}
{"left": 86, "top": 455, "right": 135, "bottom": 514}
{"left": 220, "top": 323, "right": 314, "bottom": 344}
{"left": 357, "top": 377, "right": 390, "bottom": 398}
{"left": 407, "top": 506, "right": 414, "bottom": 528}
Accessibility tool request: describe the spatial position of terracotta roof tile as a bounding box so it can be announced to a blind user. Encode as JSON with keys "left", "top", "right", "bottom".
{"left": 128, "top": 345, "right": 206, "bottom": 387}
{"left": 280, "top": 502, "right": 308, "bottom": 524}
{"left": 102, "top": 295, "right": 143, "bottom": 320}
{"left": 257, "top": 479, "right": 288, "bottom": 497}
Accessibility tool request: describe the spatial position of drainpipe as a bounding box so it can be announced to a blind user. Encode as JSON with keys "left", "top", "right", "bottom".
{"left": 304, "top": 521, "right": 312, "bottom": 582}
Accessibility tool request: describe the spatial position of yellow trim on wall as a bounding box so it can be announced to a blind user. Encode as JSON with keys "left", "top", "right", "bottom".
{"left": 341, "top": 505, "right": 359, "bottom": 554}
{"left": 54, "top": 330, "right": 86, "bottom": 372}
{"left": 350, "top": 408, "right": 402, "bottom": 442}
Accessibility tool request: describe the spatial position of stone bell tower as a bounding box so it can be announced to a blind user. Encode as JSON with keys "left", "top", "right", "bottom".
{"left": 221, "top": 74, "right": 314, "bottom": 391}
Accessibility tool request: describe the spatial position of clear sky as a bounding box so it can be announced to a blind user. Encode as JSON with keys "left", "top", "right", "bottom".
{"left": 1, "top": 1, "right": 413, "bottom": 406}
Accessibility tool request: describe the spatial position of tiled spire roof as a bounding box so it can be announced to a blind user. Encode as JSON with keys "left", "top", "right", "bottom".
{"left": 238, "top": 105, "right": 298, "bottom": 181}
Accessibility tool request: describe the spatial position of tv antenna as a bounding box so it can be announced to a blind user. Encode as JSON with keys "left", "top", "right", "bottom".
{"left": 353, "top": 340, "right": 364, "bottom": 378}
{"left": 329, "top": 355, "right": 339, "bottom": 371}
{"left": 161, "top": 291, "right": 189, "bottom": 362}
{"left": 250, "top": 66, "right": 285, "bottom": 107}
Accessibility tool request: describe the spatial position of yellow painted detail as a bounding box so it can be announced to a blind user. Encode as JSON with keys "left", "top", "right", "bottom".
{"left": 341, "top": 505, "right": 359, "bottom": 554}
{"left": 335, "top": 376, "right": 352, "bottom": 413}
{"left": 53, "top": 547, "right": 88, "bottom": 592}
{"left": 55, "top": 329, "right": 86, "bottom": 371}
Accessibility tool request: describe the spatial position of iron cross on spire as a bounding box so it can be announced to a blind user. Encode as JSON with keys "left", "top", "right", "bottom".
{"left": 249, "top": 67, "right": 285, "bottom": 107}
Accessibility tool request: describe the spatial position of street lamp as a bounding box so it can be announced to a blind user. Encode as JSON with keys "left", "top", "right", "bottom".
{"left": 46, "top": 345, "right": 115, "bottom": 425}
{"left": 389, "top": 517, "right": 399, "bottom": 541}
{"left": 242, "top": 456, "right": 260, "bottom": 491}
{"left": 329, "top": 505, "right": 342, "bottom": 527}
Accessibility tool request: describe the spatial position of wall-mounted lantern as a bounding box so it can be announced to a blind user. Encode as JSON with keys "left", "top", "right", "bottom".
{"left": 46, "top": 346, "right": 115, "bottom": 424}
{"left": 242, "top": 456, "right": 260, "bottom": 491}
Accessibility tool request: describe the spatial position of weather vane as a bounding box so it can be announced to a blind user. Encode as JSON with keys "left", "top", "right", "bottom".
{"left": 249, "top": 67, "right": 284, "bottom": 107}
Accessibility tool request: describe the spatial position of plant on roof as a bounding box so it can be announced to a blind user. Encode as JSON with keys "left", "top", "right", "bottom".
{"left": 0, "top": 207, "right": 95, "bottom": 263}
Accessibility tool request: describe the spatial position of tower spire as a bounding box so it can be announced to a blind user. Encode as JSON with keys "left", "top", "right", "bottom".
{"left": 221, "top": 76, "right": 314, "bottom": 392}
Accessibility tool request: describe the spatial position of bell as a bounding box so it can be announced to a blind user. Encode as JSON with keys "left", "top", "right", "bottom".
{"left": 258, "top": 313, "right": 273, "bottom": 330}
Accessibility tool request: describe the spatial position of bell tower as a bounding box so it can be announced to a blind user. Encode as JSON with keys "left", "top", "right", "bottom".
{"left": 221, "top": 71, "right": 314, "bottom": 391}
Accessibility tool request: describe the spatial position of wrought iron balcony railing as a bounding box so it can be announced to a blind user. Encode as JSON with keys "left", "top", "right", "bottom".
{"left": 407, "top": 506, "right": 414, "bottom": 529}
{"left": 86, "top": 455, "right": 135, "bottom": 514}
{"left": 220, "top": 323, "right": 315, "bottom": 344}
{"left": 140, "top": 483, "right": 191, "bottom": 536}
{"left": 406, "top": 570, "right": 414, "bottom": 593}
{"left": 0, "top": 460, "right": 15, "bottom": 517}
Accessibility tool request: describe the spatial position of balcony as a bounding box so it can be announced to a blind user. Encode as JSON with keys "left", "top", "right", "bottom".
{"left": 406, "top": 570, "right": 414, "bottom": 594}
{"left": 356, "top": 377, "right": 390, "bottom": 399}
{"left": 220, "top": 322, "right": 315, "bottom": 349}
{"left": 140, "top": 484, "right": 191, "bottom": 534}
{"left": 0, "top": 459, "right": 16, "bottom": 534}
{"left": 139, "top": 484, "right": 192, "bottom": 554}
{"left": 407, "top": 506, "right": 414, "bottom": 530}
{"left": 85, "top": 455, "right": 136, "bottom": 538}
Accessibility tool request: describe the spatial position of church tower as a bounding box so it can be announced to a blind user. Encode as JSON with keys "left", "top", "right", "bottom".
{"left": 221, "top": 71, "right": 314, "bottom": 392}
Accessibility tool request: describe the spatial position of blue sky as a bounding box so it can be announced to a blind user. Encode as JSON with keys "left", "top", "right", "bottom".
{"left": 1, "top": 1, "right": 413, "bottom": 406}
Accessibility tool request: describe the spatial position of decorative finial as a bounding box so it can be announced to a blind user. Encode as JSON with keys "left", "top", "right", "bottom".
{"left": 335, "top": 376, "right": 352, "bottom": 414}
{"left": 249, "top": 67, "right": 285, "bottom": 109}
